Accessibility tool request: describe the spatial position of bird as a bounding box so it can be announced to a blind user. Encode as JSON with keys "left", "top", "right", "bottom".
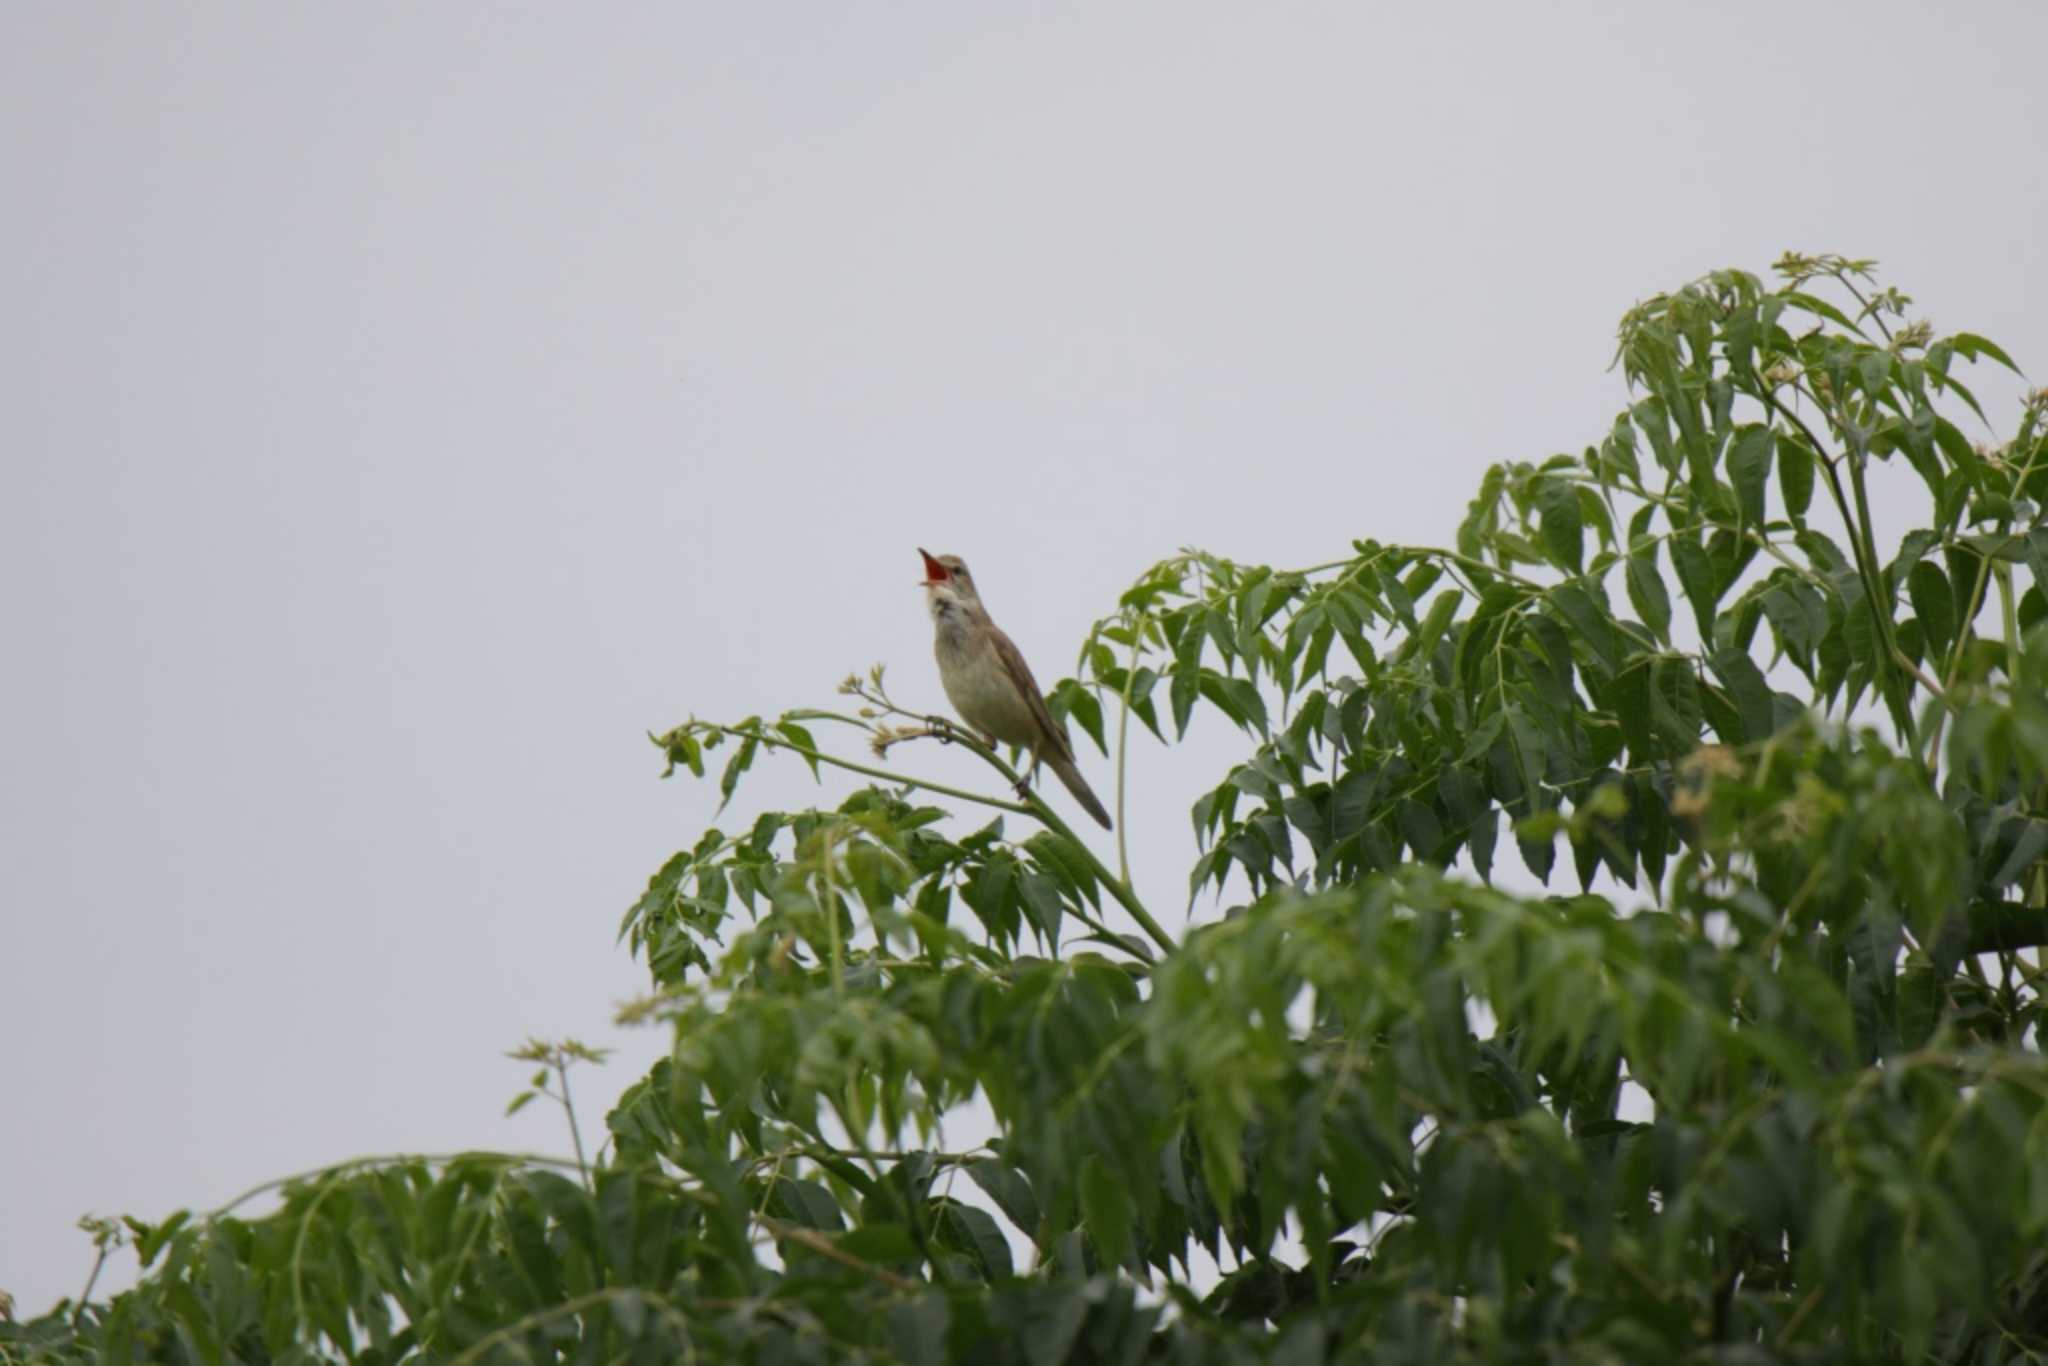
{"left": 918, "top": 548, "right": 1113, "bottom": 831}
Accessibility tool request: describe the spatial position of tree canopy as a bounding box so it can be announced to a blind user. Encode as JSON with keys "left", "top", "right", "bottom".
{"left": 10, "top": 253, "right": 2048, "bottom": 1364}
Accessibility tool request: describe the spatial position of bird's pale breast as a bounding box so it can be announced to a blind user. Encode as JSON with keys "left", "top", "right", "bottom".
{"left": 935, "top": 627, "right": 1040, "bottom": 747}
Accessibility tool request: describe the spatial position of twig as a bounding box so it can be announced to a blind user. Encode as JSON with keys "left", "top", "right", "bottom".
{"left": 689, "top": 722, "right": 1031, "bottom": 817}
{"left": 555, "top": 1057, "right": 591, "bottom": 1190}
{"left": 71, "top": 1249, "right": 109, "bottom": 1328}
{"left": 207, "top": 1151, "right": 586, "bottom": 1220}
{"left": 757, "top": 1215, "right": 919, "bottom": 1290}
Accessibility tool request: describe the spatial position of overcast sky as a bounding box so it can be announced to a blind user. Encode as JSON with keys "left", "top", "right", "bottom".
{"left": 4, "top": 1, "right": 2044, "bottom": 1314}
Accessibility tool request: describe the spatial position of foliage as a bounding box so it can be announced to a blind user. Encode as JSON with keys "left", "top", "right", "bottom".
{"left": 9, "top": 254, "right": 2048, "bottom": 1363}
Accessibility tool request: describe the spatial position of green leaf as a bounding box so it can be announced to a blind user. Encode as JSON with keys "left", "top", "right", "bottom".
{"left": 1548, "top": 584, "right": 1619, "bottom": 675}
{"left": 966, "top": 1159, "right": 1042, "bottom": 1239}
{"left": 888, "top": 1295, "right": 953, "bottom": 1366}
{"left": 1671, "top": 535, "right": 1719, "bottom": 641}
{"left": 776, "top": 1178, "right": 846, "bottom": 1231}
{"left": 1538, "top": 479, "right": 1584, "bottom": 573}
{"left": 1909, "top": 561, "right": 1956, "bottom": 660}
{"left": 1762, "top": 584, "right": 1817, "bottom": 668}
{"left": 1410, "top": 587, "right": 1464, "bottom": 664}
{"left": 2024, "top": 529, "right": 2048, "bottom": 602}
{"left": 1024, "top": 1284, "right": 1091, "bottom": 1366}
{"left": 716, "top": 727, "right": 760, "bottom": 811}
{"left": 933, "top": 1198, "right": 1015, "bottom": 1280}
{"left": 1078, "top": 1153, "right": 1134, "bottom": 1269}
{"left": 1709, "top": 647, "right": 1774, "bottom": 743}
{"left": 1950, "top": 331, "right": 2022, "bottom": 375}
{"left": 1048, "top": 680, "right": 1108, "bottom": 757}
{"left": 1778, "top": 434, "right": 1816, "bottom": 520}
{"left": 1990, "top": 820, "right": 2048, "bottom": 889}
{"left": 836, "top": 1223, "right": 921, "bottom": 1265}
{"left": 775, "top": 720, "right": 821, "bottom": 779}
{"left": 1017, "top": 871, "right": 1065, "bottom": 946}
{"left": 1728, "top": 425, "right": 1774, "bottom": 526}
{"left": 134, "top": 1211, "right": 191, "bottom": 1269}
{"left": 1625, "top": 548, "right": 1672, "bottom": 644}
{"left": 1782, "top": 289, "right": 1863, "bottom": 335}
{"left": 1398, "top": 800, "right": 1445, "bottom": 860}
{"left": 1170, "top": 664, "right": 1200, "bottom": 740}
{"left": 1024, "top": 831, "right": 1101, "bottom": 908}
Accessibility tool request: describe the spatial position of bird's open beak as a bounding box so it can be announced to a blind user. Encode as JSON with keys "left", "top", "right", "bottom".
{"left": 918, "top": 548, "right": 949, "bottom": 586}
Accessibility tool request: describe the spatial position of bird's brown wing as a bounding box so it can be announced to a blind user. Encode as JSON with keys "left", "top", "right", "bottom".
{"left": 987, "top": 622, "right": 1075, "bottom": 762}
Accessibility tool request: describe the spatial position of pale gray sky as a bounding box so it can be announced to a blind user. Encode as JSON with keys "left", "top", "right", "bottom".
{"left": 4, "top": 1, "right": 2043, "bottom": 1312}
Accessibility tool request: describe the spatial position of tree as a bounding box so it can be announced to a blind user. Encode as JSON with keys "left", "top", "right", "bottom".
{"left": 9, "top": 253, "right": 2048, "bottom": 1363}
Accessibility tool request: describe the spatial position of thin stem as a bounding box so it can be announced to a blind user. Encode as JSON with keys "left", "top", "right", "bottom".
{"left": 812, "top": 817, "right": 848, "bottom": 993}
{"left": 1833, "top": 268, "right": 1894, "bottom": 344}
{"left": 555, "top": 1060, "right": 591, "bottom": 1191}
{"left": 1841, "top": 432, "right": 1919, "bottom": 748}
{"left": 1295, "top": 545, "right": 1544, "bottom": 592}
{"left": 72, "top": 1249, "right": 109, "bottom": 1326}
{"left": 1928, "top": 546, "right": 1998, "bottom": 773}
{"left": 756, "top": 1215, "right": 920, "bottom": 1290}
{"left": 697, "top": 723, "right": 1031, "bottom": 817}
{"left": 208, "top": 1151, "right": 586, "bottom": 1219}
{"left": 1760, "top": 384, "right": 1920, "bottom": 747}
{"left": 1582, "top": 473, "right": 1829, "bottom": 592}
{"left": 1923, "top": 435, "right": 2045, "bottom": 772}
{"left": 1997, "top": 561, "right": 2022, "bottom": 683}
{"left": 1114, "top": 615, "right": 1141, "bottom": 885}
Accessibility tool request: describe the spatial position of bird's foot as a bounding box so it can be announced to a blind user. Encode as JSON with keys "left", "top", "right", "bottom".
{"left": 925, "top": 715, "right": 954, "bottom": 743}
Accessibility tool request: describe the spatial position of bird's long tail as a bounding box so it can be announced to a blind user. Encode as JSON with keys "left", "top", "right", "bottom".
{"left": 1047, "top": 752, "right": 1113, "bottom": 830}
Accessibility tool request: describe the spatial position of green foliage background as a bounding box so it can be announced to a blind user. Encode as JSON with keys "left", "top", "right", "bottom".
{"left": 10, "top": 254, "right": 2048, "bottom": 1363}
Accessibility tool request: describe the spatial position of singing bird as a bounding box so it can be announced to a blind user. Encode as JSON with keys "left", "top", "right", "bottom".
{"left": 919, "top": 549, "right": 1113, "bottom": 830}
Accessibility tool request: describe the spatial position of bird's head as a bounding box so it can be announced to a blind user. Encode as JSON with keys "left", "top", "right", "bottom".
{"left": 919, "top": 548, "right": 981, "bottom": 617}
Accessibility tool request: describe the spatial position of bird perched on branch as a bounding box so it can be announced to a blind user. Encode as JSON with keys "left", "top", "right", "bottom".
{"left": 918, "top": 549, "right": 1113, "bottom": 830}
